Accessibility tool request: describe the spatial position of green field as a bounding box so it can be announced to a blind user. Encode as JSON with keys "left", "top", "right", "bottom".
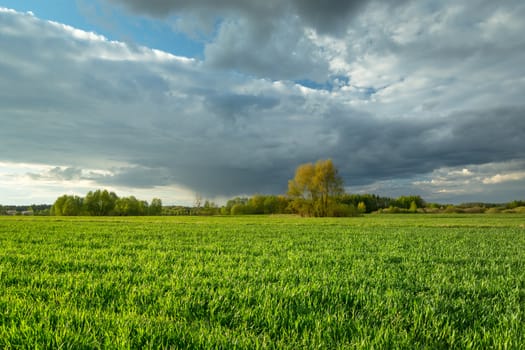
{"left": 1, "top": 215, "right": 524, "bottom": 349}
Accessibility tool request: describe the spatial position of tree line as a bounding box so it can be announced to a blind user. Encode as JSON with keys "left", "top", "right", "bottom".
{"left": 50, "top": 190, "right": 162, "bottom": 216}
{"left": 4, "top": 159, "right": 524, "bottom": 217}
{"left": 0, "top": 204, "right": 51, "bottom": 216}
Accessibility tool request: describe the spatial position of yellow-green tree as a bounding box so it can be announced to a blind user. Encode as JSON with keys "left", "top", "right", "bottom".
{"left": 149, "top": 198, "right": 163, "bottom": 216}
{"left": 288, "top": 159, "right": 344, "bottom": 217}
{"left": 84, "top": 189, "right": 118, "bottom": 216}
{"left": 51, "top": 195, "right": 83, "bottom": 216}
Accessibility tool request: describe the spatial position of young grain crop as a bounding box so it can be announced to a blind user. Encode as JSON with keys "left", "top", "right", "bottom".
{"left": 0, "top": 215, "right": 524, "bottom": 348}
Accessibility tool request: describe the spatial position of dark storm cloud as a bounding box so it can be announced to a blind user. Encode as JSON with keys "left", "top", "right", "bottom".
{"left": 95, "top": 167, "right": 174, "bottom": 188}
{"left": 107, "top": 0, "right": 413, "bottom": 36}
{"left": 111, "top": 106, "right": 524, "bottom": 198}
{"left": 105, "top": 0, "right": 371, "bottom": 29}
{"left": 329, "top": 107, "right": 525, "bottom": 186}
{"left": 290, "top": 0, "right": 369, "bottom": 34}
{"left": 205, "top": 93, "right": 280, "bottom": 121}
{"left": 167, "top": 164, "right": 291, "bottom": 196}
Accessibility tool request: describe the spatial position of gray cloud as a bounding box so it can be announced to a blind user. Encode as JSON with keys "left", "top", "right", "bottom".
{"left": 102, "top": 0, "right": 384, "bottom": 81}
{"left": 27, "top": 167, "right": 83, "bottom": 181}
{"left": 95, "top": 167, "right": 174, "bottom": 188}
{"left": 205, "top": 93, "right": 280, "bottom": 121}
{"left": 203, "top": 16, "right": 331, "bottom": 81}
{"left": 100, "top": 0, "right": 525, "bottom": 86}
{"left": 104, "top": 0, "right": 371, "bottom": 29}
{"left": 290, "top": 0, "right": 392, "bottom": 35}
{"left": 329, "top": 107, "right": 525, "bottom": 184}
{"left": 1, "top": 5, "right": 525, "bottom": 203}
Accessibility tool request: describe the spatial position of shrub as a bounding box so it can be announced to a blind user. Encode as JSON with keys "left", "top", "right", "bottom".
{"left": 513, "top": 206, "right": 525, "bottom": 214}
{"left": 331, "top": 204, "right": 361, "bottom": 217}
{"left": 444, "top": 205, "right": 462, "bottom": 214}
{"left": 485, "top": 207, "right": 502, "bottom": 214}
{"left": 462, "top": 207, "right": 486, "bottom": 214}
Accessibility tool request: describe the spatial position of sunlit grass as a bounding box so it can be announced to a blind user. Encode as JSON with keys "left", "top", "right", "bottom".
{"left": 1, "top": 215, "right": 524, "bottom": 348}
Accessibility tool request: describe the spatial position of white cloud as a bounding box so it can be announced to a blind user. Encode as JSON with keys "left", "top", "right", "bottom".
{"left": 0, "top": 7, "right": 16, "bottom": 14}
{"left": 483, "top": 172, "right": 525, "bottom": 185}
{"left": 48, "top": 20, "right": 107, "bottom": 42}
{"left": 407, "top": 161, "right": 525, "bottom": 202}
{"left": 448, "top": 168, "right": 473, "bottom": 177}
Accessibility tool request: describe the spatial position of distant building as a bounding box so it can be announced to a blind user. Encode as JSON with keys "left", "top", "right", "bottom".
{"left": 6, "top": 210, "right": 18, "bottom": 216}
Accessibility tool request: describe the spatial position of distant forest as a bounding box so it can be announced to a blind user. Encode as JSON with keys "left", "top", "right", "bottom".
{"left": 1, "top": 195, "right": 525, "bottom": 217}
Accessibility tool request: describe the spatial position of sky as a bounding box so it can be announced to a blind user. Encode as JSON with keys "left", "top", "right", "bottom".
{"left": 1, "top": 0, "right": 524, "bottom": 205}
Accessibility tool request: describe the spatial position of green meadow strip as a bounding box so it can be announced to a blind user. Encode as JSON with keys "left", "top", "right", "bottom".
{"left": 0, "top": 215, "right": 524, "bottom": 348}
